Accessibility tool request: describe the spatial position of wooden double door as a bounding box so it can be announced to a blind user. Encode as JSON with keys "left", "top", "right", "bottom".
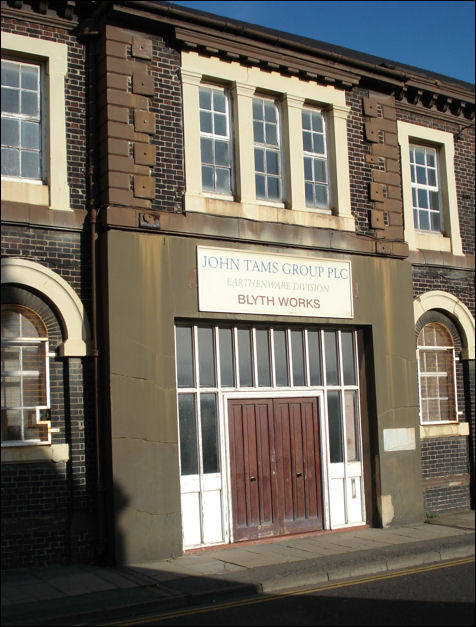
{"left": 228, "top": 397, "right": 323, "bottom": 542}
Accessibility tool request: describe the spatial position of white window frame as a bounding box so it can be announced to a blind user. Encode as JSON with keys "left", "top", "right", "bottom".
{"left": 302, "top": 107, "right": 330, "bottom": 211}
{"left": 252, "top": 95, "right": 285, "bottom": 204}
{"left": 1, "top": 58, "right": 44, "bottom": 182}
{"left": 398, "top": 122, "right": 463, "bottom": 255}
{"left": 199, "top": 84, "right": 234, "bottom": 198}
{"left": 1, "top": 306, "right": 51, "bottom": 447}
{"left": 1, "top": 33, "right": 70, "bottom": 211}
{"left": 417, "top": 323, "right": 459, "bottom": 425}
{"left": 410, "top": 143, "right": 442, "bottom": 232}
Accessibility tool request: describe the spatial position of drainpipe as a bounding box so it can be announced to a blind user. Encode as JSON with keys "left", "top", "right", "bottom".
{"left": 82, "top": 20, "right": 107, "bottom": 563}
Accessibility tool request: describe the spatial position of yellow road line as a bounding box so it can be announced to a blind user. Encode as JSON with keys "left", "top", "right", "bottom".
{"left": 96, "top": 556, "right": 474, "bottom": 626}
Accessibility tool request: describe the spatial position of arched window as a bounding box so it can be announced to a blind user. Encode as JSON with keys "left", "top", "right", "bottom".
{"left": 417, "top": 322, "right": 458, "bottom": 424}
{"left": 1, "top": 305, "right": 50, "bottom": 444}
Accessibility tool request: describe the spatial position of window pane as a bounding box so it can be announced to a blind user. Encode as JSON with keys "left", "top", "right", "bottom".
{"left": 427, "top": 168, "right": 436, "bottom": 187}
{"left": 1, "top": 147, "right": 19, "bottom": 176}
{"left": 214, "top": 140, "right": 229, "bottom": 166}
{"left": 176, "top": 326, "right": 194, "bottom": 387}
{"left": 266, "top": 150, "right": 279, "bottom": 175}
{"left": 2, "top": 408, "right": 22, "bottom": 441}
{"left": 214, "top": 112, "right": 226, "bottom": 136}
{"left": 267, "top": 176, "right": 280, "bottom": 201}
{"left": 202, "top": 165, "right": 214, "bottom": 191}
{"left": 253, "top": 120, "right": 264, "bottom": 143}
{"left": 274, "top": 330, "right": 288, "bottom": 386}
{"left": 344, "top": 391, "right": 359, "bottom": 462}
{"left": 327, "top": 391, "right": 343, "bottom": 463}
{"left": 2, "top": 117, "right": 19, "bottom": 147}
{"left": 254, "top": 147, "right": 265, "bottom": 172}
{"left": 419, "top": 210, "right": 429, "bottom": 230}
{"left": 253, "top": 99, "right": 263, "bottom": 120}
{"left": 265, "top": 122, "right": 277, "bottom": 146}
{"left": 308, "top": 330, "right": 322, "bottom": 385}
{"left": 264, "top": 101, "right": 276, "bottom": 122}
{"left": 21, "top": 65, "right": 38, "bottom": 91}
{"left": 200, "top": 110, "right": 212, "bottom": 133}
{"left": 2, "top": 61, "right": 20, "bottom": 87}
{"left": 430, "top": 211, "right": 440, "bottom": 231}
{"left": 213, "top": 89, "right": 226, "bottom": 113}
{"left": 21, "top": 120, "right": 40, "bottom": 150}
{"left": 303, "top": 130, "right": 313, "bottom": 152}
{"left": 198, "top": 327, "right": 215, "bottom": 387}
{"left": 304, "top": 156, "right": 313, "bottom": 180}
{"left": 311, "top": 112, "right": 323, "bottom": 132}
{"left": 200, "top": 137, "right": 213, "bottom": 164}
{"left": 219, "top": 328, "right": 234, "bottom": 386}
{"left": 256, "top": 329, "right": 271, "bottom": 387}
{"left": 1, "top": 375, "right": 21, "bottom": 407}
{"left": 255, "top": 174, "right": 266, "bottom": 198}
{"left": 21, "top": 90, "right": 38, "bottom": 117}
{"left": 178, "top": 394, "right": 198, "bottom": 475}
{"left": 416, "top": 166, "right": 426, "bottom": 185}
{"left": 21, "top": 151, "right": 40, "bottom": 179}
{"left": 314, "top": 159, "right": 327, "bottom": 183}
{"left": 237, "top": 329, "right": 253, "bottom": 386}
{"left": 315, "top": 184, "right": 328, "bottom": 207}
{"left": 312, "top": 133, "right": 325, "bottom": 155}
{"left": 291, "top": 330, "right": 305, "bottom": 386}
{"left": 324, "top": 331, "right": 339, "bottom": 385}
{"left": 1, "top": 86, "right": 19, "bottom": 113}
{"left": 216, "top": 168, "right": 231, "bottom": 194}
{"left": 418, "top": 188, "right": 428, "bottom": 209}
{"left": 341, "top": 331, "right": 356, "bottom": 385}
{"left": 199, "top": 87, "right": 211, "bottom": 110}
{"left": 1, "top": 345, "right": 20, "bottom": 371}
{"left": 305, "top": 182, "right": 314, "bottom": 206}
{"left": 415, "top": 146, "right": 425, "bottom": 164}
{"left": 201, "top": 394, "right": 219, "bottom": 473}
{"left": 302, "top": 109, "right": 311, "bottom": 130}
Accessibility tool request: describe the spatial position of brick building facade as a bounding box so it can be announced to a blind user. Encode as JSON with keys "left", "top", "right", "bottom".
{"left": 2, "top": 1, "right": 474, "bottom": 569}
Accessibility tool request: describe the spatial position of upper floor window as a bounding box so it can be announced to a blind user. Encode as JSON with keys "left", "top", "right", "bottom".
{"left": 417, "top": 322, "right": 458, "bottom": 424}
{"left": 253, "top": 97, "right": 283, "bottom": 202}
{"left": 1, "top": 305, "right": 50, "bottom": 445}
{"left": 302, "top": 108, "right": 329, "bottom": 210}
{"left": 410, "top": 144, "right": 441, "bottom": 232}
{"left": 199, "top": 85, "right": 233, "bottom": 195}
{"left": 1, "top": 59, "right": 42, "bottom": 180}
{"left": 397, "top": 122, "right": 463, "bottom": 255}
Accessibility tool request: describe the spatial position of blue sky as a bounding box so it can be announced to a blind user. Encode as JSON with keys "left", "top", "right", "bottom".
{"left": 169, "top": 1, "right": 475, "bottom": 84}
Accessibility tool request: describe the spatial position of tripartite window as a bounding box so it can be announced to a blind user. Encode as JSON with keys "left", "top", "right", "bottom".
{"left": 253, "top": 97, "right": 283, "bottom": 202}
{"left": 410, "top": 144, "right": 441, "bottom": 232}
{"left": 1, "top": 305, "right": 50, "bottom": 445}
{"left": 1, "top": 59, "right": 42, "bottom": 180}
{"left": 199, "top": 85, "right": 233, "bottom": 195}
{"left": 302, "top": 109, "right": 329, "bottom": 210}
{"left": 417, "top": 322, "right": 458, "bottom": 424}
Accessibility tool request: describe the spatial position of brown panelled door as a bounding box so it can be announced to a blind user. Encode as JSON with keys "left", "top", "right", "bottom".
{"left": 228, "top": 397, "right": 323, "bottom": 542}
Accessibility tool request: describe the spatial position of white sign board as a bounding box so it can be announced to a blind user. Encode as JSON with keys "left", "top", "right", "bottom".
{"left": 197, "top": 246, "right": 353, "bottom": 318}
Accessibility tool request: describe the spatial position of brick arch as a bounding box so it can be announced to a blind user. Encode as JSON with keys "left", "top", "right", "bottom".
{"left": 414, "top": 290, "right": 475, "bottom": 360}
{"left": 1, "top": 258, "right": 91, "bottom": 356}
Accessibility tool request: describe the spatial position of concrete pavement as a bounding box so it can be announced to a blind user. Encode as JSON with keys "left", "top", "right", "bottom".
{"left": 2, "top": 509, "right": 474, "bottom": 625}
